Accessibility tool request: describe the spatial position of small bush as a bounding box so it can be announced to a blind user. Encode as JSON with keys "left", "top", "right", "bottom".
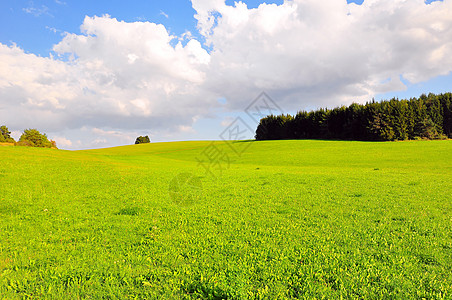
{"left": 135, "top": 135, "right": 151, "bottom": 144}
{"left": 15, "top": 140, "right": 34, "bottom": 147}
{"left": 19, "top": 129, "right": 56, "bottom": 148}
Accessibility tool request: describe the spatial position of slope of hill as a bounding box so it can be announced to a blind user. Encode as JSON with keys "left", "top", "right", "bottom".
{"left": 0, "top": 140, "right": 451, "bottom": 298}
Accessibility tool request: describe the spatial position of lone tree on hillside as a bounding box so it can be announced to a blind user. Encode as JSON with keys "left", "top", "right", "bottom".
{"left": 18, "top": 129, "right": 57, "bottom": 148}
{"left": 135, "top": 135, "right": 151, "bottom": 144}
{"left": 0, "top": 125, "right": 15, "bottom": 143}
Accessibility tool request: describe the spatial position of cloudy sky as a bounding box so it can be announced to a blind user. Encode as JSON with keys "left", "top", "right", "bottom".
{"left": 1, "top": 0, "right": 451, "bottom": 149}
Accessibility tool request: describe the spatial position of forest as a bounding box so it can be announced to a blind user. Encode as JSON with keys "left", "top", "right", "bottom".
{"left": 255, "top": 93, "right": 452, "bottom": 141}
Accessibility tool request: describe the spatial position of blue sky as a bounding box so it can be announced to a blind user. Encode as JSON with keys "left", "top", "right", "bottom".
{"left": 1, "top": 0, "right": 199, "bottom": 56}
{"left": 0, "top": 0, "right": 450, "bottom": 149}
{"left": 0, "top": 0, "right": 440, "bottom": 58}
{"left": 1, "top": 0, "right": 286, "bottom": 57}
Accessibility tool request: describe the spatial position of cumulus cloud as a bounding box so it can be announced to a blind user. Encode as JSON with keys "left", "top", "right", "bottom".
{"left": 194, "top": 0, "right": 452, "bottom": 109}
{"left": 53, "top": 136, "right": 72, "bottom": 147}
{"left": 1, "top": 0, "right": 452, "bottom": 149}
{"left": 0, "top": 16, "right": 216, "bottom": 148}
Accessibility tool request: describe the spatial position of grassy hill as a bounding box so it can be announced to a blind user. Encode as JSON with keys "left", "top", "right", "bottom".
{"left": 0, "top": 140, "right": 451, "bottom": 298}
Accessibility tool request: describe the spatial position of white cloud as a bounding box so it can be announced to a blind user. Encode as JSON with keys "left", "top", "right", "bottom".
{"left": 92, "top": 138, "right": 108, "bottom": 146}
{"left": 91, "top": 127, "right": 135, "bottom": 141}
{"left": 195, "top": 0, "right": 452, "bottom": 110}
{"left": 0, "top": 16, "right": 216, "bottom": 144}
{"left": 1, "top": 0, "right": 452, "bottom": 149}
{"left": 53, "top": 136, "right": 72, "bottom": 147}
{"left": 23, "top": 2, "right": 51, "bottom": 17}
{"left": 46, "top": 26, "right": 63, "bottom": 35}
{"left": 10, "top": 131, "right": 21, "bottom": 141}
{"left": 160, "top": 10, "right": 169, "bottom": 19}
{"left": 178, "top": 125, "right": 196, "bottom": 133}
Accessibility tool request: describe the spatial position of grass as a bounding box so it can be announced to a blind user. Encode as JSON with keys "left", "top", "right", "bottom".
{"left": 0, "top": 140, "right": 451, "bottom": 299}
{"left": 0, "top": 143, "right": 15, "bottom": 147}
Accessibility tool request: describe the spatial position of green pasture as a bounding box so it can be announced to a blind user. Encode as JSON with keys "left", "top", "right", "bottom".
{"left": 0, "top": 140, "right": 451, "bottom": 299}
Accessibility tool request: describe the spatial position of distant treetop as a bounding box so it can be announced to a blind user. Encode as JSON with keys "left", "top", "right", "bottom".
{"left": 18, "top": 128, "right": 57, "bottom": 148}
{"left": 255, "top": 92, "right": 452, "bottom": 141}
{"left": 0, "top": 125, "right": 15, "bottom": 143}
{"left": 135, "top": 135, "right": 151, "bottom": 144}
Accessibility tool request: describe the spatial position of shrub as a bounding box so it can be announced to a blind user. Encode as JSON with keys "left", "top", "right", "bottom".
{"left": 18, "top": 129, "right": 56, "bottom": 148}
{"left": 0, "top": 125, "right": 15, "bottom": 143}
{"left": 135, "top": 135, "right": 151, "bottom": 144}
{"left": 15, "top": 140, "right": 34, "bottom": 147}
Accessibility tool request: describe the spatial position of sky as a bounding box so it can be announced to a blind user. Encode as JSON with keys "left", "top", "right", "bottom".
{"left": 0, "top": 0, "right": 451, "bottom": 149}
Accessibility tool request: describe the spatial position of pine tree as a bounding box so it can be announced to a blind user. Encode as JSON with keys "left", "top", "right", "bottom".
{"left": 255, "top": 92, "right": 450, "bottom": 142}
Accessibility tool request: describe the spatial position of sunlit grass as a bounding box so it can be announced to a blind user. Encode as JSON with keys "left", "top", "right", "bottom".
{"left": 0, "top": 140, "right": 451, "bottom": 298}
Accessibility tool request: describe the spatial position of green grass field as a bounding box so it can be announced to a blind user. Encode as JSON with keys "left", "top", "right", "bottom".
{"left": 0, "top": 140, "right": 451, "bottom": 299}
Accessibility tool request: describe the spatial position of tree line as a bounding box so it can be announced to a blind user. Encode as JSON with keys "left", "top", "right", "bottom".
{"left": 255, "top": 92, "right": 452, "bottom": 141}
{"left": 0, "top": 126, "right": 57, "bottom": 148}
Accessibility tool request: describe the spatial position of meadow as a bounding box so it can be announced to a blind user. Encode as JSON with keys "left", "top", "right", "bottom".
{"left": 0, "top": 140, "right": 451, "bottom": 299}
